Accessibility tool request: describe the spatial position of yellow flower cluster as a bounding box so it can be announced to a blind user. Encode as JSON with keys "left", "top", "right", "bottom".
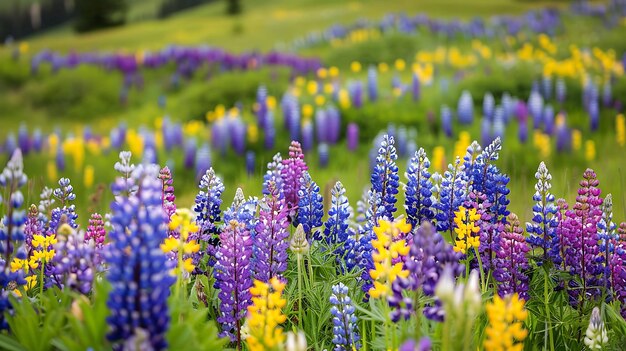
{"left": 369, "top": 218, "right": 411, "bottom": 299}
{"left": 31, "top": 234, "right": 57, "bottom": 265}
{"left": 453, "top": 206, "right": 481, "bottom": 253}
{"left": 161, "top": 209, "right": 200, "bottom": 275}
{"left": 245, "top": 277, "right": 287, "bottom": 351}
{"left": 617, "top": 114, "right": 625, "bottom": 147}
{"left": 483, "top": 294, "right": 528, "bottom": 351}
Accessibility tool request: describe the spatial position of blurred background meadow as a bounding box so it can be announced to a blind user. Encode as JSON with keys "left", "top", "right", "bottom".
{"left": 1, "top": 0, "right": 625, "bottom": 224}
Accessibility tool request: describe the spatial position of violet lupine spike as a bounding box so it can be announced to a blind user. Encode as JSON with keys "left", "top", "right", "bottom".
{"left": 253, "top": 181, "right": 290, "bottom": 283}
{"left": 390, "top": 221, "right": 463, "bottom": 322}
{"left": 610, "top": 240, "right": 626, "bottom": 318}
{"left": 462, "top": 191, "right": 498, "bottom": 273}
{"left": 85, "top": 213, "right": 106, "bottom": 249}
{"left": 24, "top": 204, "right": 43, "bottom": 251}
{"left": 50, "top": 224, "right": 96, "bottom": 295}
{"left": 193, "top": 168, "right": 225, "bottom": 267}
{"left": 526, "top": 162, "right": 561, "bottom": 266}
{"left": 215, "top": 219, "right": 253, "bottom": 345}
{"left": 281, "top": 141, "right": 308, "bottom": 218}
{"left": 562, "top": 169, "right": 604, "bottom": 306}
{"left": 158, "top": 166, "right": 177, "bottom": 228}
{"left": 494, "top": 213, "right": 530, "bottom": 300}
{"left": 555, "top": 198, "right": 569, "bottom": 272}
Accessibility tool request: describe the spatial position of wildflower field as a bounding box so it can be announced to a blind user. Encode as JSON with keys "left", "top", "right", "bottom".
{"left": 1, "top": 0, "right": 626, "bottom": 350}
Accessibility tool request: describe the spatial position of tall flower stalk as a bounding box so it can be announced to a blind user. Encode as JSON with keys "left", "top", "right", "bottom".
{"left": 254, "top": 182, "right": 289, "bottom": 282}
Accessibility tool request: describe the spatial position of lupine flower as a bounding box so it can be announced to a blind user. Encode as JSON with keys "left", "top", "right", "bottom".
{"left": 112, "top": 151, "right": 137, "bottom": 199}
{"left": 281, "top": 141, "right": 308, "bottom": 216}
{"left": 158, "top": 167, "right": 176, "bottom": 229}
{"left": 263, "top": 153, "right": 284, "bottom": 195}
{"left": 49, "top": 224, "right": 96, "bottom": 294}
{"left": 369, "top": 218, "right": 411, "bottom": 299}
{"left": 598, "top": 194, "right": 618, "bottom": 290}
{"left": 254, "top": 182, "right": 289, "bottom": 282}
{"left": 434, "top": 157, "right": 467, "bottom": 240}
{"left": 347, "top": 123, "right": 359, "bottom": 152}
{"left": 0, "top": 150, "right": 29, "bottom": 329}
{"left": 528, "top": 91, "right": 544, "bottom": 129}
{"left": 391, "top": 222, "right": 463, "bottom": 322}
{"left": 494, "top": 213, "right": 530, "bottom": 300}
{"left": 295, "top": 171, "right": 323, "bottom": 240}
{"left": 584, "top": 307, "right": 608, "bottom": 350}
{"left": 526, "top": 162, "right": 560, "bottom": 265}
{"left": 610, "top": 239, "right": 626, "bottom": 318}
{"left": 457, "top": 90, "right": 474, "bottom": 124}
{"left": 440, "top": 105, "right": 453, "bottom": 137}
{"left": 411, "top": 72, "right": 421, "bottom": 101}
{"left": 243, "top": 277, "right": 287, "bottom": 351}
{"left": 195, "top": 143, "right": 212, "bottom": 179}
{"left": 105, "top": 165, "right": 174, "bottom": 350}
{"left": 483, "top": 294, "right": 528, "bottom": 351}
{"left": 161, "top": 209, "right": 201, "bottom": 278}
{"left": 184, "top": 139, "right": 196, "bottom": 170}
{"left": 399, "top": 338, "right": 431, "bottom": 351}
{"left": 556, "top": 77, "right": 566, "bottom": 104}
{"left": 367, "top": 65, "right": 378, "bottom": 102}
{"left": 562, "top": 169, "right": 603, "bottom": 306}
{"left": 24, "top": 205, "right": 43, "bottom": 250}
{"left": 285, "top": 331, "right": 307, "bottom": 351}
{"left": 483, "top": 93, "right": 495, "bottom": 120}
{"left": 356, "top": 191, "right": 385, "bottom": 295}
{"left": 289, "top": 224, "right": 310, "bottom": 256}
{"left": 330, "top": 283, "right": 361, "bottom": 351}
{"left": 404, "top": 148, "right": 434, "bottom": 228}
{"left": 323, "top": 181, "right": 351, "bottom": 244}
{"left": 215, "top": 219, "right": 253, "bottom": 344}
{"left": 85, "top": 212, "right": 106, "bottom": 265}
{"left": 318, "top": 143, "right": 329, "bottom": 168}
{"left": 37, "top": 186, "right": 55, "bottom": 221}
{"left": 453, "top": 206, "right": 481, "bottom": 254}
{"left": 370, "top": 134, "right": 400, "bottom": 220}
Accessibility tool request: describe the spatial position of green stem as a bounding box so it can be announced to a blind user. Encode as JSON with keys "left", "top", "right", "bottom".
{"left": 39, "top": 260, "right": 45, "bottom": 296}
{"left": 544, "top": 266, "right": 555, "bottom": 351}
{"left": 462, "top": 313, "right": 473, "bottom": 351}
{"left": 297, "top": 253, "right": 303, "bottom": 329}
{"left": 307, "top": 252, "right": 315, "bottom": 287}
{"left": 474, "top": 247, "right": 486, "bottom": 293}
{"left": 441, "top": 310, "right": 450, "bottom": 351}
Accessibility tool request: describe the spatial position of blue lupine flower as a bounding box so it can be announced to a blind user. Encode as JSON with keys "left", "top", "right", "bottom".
{"left": 370, "top": 134, "right": 399, "bottom": 220}
{"left": 556, "top": 77, "right": 566, "bottom": 104}
{"left": 357, "top": 191, "right": 385, "bottom": 296}
{"left": 193, "top": 168, "right": 224, "bottom": 266}
{"left": 542, "top": 74, "right": 552, "bottom": 100}
{"left": 434, "top": 157, "right": 467, "bottom": 241}
{"left": 295, "top": 171, "right": 323, "bottom": 240}
{"left": 483, "top": 92, "right": 495, "bottom": 120}
{"left": 48, "top": 177, "right": 79, "bottom": 235}
{"left": 411, "top": 72, "right": 420, "bottom": 102}
{"left": 589, "top": 98, "right": 599, "bottom": 131}
{"left": 493, "top": 106, "right": 505, "bottom": 140}
{"left": 262, "top": 153, "right": 284, "bottom": 195}
{"left": 112, "top": 151, "right": 137, "bottom": 198}
{"left": 323, "top": 181, "right": 351, "bottom": 245}
{"left": 441, "top": 105, "right": 453, "bottom": 137}
{"left": 598, "top": 193, "right": 617, "bottom": 291}
{"left": 105, "top": 165, "right": 174, "bottom": 350}
{"left": 195, "top": 143, "right": 212, "bottom": 179}
{"left": 457, "top": 90, "right": 474, "bottom": 124}
{"left": 526, "top": 161, "right": 561, "bottom": 265}
{"left": 544, "top": 105, "right": 555, "bottom": 135}
{"left": 528, "top": 91, "right": 544, "bottom": 129}
{"left": 330, "top": 283, "right": 361, "bottom": 351}
{"left": 49, "top": 225, "right": 96, "bottom": 294}
{"left": 404, "top": 148, "right": 434, "bottom": 228}
{"left": 0, "top": 150, "right": 28, "bottom": 330}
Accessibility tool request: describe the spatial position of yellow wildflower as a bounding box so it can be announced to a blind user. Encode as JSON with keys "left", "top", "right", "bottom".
{"left": 394, "top": 59, "right": 406, "bottom": 71}
{"left": 302, "top": 104, "right": 314, "bottom": 119}
{"left": 164, "top": 209, "right": 200, "bottom": 275}
{"left": 350, "top": 61, "right": 361, "bottom": 73}
{"left": 483, "top": 294, "right": 528, "bottom": 351}
{"left": 572, "top": 129, "right": 582, "bottom": 151}
{"left": 585, "top": 140, "right": 596, "bottom": 161}
{"left": 378, "top": 62, "right": 389, "bottom": 73}
{"left": 245, "top": 277, "right": 287, "bottom": 351}
{"left": 616, "top": 114, "right": 625, "bottom": 147}
{"left": 453, "top": 206, "right": 481, "bottom": 253}
{"left": 84, "top": 165, "right": 95, "bottom": 188}
{"left": 368, "top": 219, "right": 411, "bottom": 299}
{"left": 314, "top": 95, "right": 325, "bottom": 106}
{"left": 317, "top": 68, "right": 328, "bottom": 79}
{"left": 329, "top": 66, "right": 339, "bottom": 78}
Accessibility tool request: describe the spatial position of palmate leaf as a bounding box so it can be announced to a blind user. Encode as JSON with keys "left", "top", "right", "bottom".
{"left": 5, "top": 287, "right": 72, "bottom": 351}
{"left": 52, "top": 279, "right": 111, "bottom": 351}
{"left": 166, "top": 293, "right": 227, "bottom": 351}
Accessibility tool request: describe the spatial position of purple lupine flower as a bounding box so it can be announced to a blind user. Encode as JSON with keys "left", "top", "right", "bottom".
{"left": 434, "top": 157, "right": 468, "bottom": 241}
{"left": 610, "top": 239, "right": 626, "bottom": 318}
{"left": 589, "top": 98, "right": 600, "bottom": 131}
{"left": 301, "top": 121, "right": 314, "bottom": 152}
{"left": 542, "top": 75, "right": 552, "bottom": 100}
{"left": 351, "top": 81, "right": 363, "bottom": 109}
{"left": 50, "top": 224, "right": 96, "bottom": 294}
{"left": 195, "top": 143, "right": 212, "bottom": 180}
{"left": 391, "top": 222, "right": 462, "bottom": 322}
{"left": 256, "top": 85, "right": 268, "bottom": 128}
{"left": 481, "top": 117, "right": 492, "bottom": 146}
{"left": 411, "top": 72, "right": 421, "bottom": 102}
{"left": 457, "top": 90, "right": 474, "bottom": 124}
{"left": 24, "top": 204, "right": 42, "bottom": 251}
{"left": 295, "top": 171, "right": 324, "bottom": 240}
{"left": 562, "top": 169, "right": 604, "bottom": 306}
{"left": 544, "top": 105, "right": 555, "bottom": 135}
{"left": 440, "top": 105, "right": 453, "bottom": 138}
{"left": 526, "top": 162, "right": 560, "bottom": 265}
{"left": 330, "top": 283, "right": 361, "bottom": 351}
{"left": 253, "top": 181, "right": 289, "bottom": 282}
{"left": 315, "top": 109, "right": 328, "bottom": 143}
{"left": 602, "top": 81, "right": 612, "bottom": 107}
{"left": 4, "top": 133, "right": 16, "bottom": 157}
{"left": 493, "top": 106, "right": 505, "bottom": 140}
{"left": 326, "top": 107, "right": 342, "bottom": 144}
{"left": 17, "top": 124, "right": 30, "bottom": 155}
{"left": 404, "top": 148, "right": 434, "bottom": 228}
{"left": 158, "top": 167, "right": 176, "bottom": 227}
{"left": 215, "top": 219, "right": 253, "bottom": 346}
{"left": 399, "top": 338, "right": 432, "bottom": 351}
{"left": 85, "top": 213, "right": 106, "bottom": 250}
{"left": 184, "top": 139, "right": 196, "bottom": 170}
{"left": 318, "top": 143, "right": 330, "bottom": 168}
{"left": 264, "top": 114, "right": 276, "bottom": 149}
{"left": 193, "top": 168, "right": 224, "bottom": 267}
{"left": 105, "top": 165, "right": 174, "bottom": 351}
{"left": 48, "top": 178, "right": 79, "bottom": 235}
{"left": 370, "top": 134, "right": 399, "bottom": 220}
{"left": 32, "top": 129, "right": 43, "bottom": 152}
{"left": 55, "top": 144, "right": 65, "bottom": 172}
{"left": 281, "top": 141, "right": 308, "bottom": 217}
{"left": 347, "top": 123, "right": 359, "bottom": 151}
{"left": 245, "top": 151, "right": 255, "bottom": 176}
{"left": 494, "top": 213, "right": 530, "bottom": 300}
